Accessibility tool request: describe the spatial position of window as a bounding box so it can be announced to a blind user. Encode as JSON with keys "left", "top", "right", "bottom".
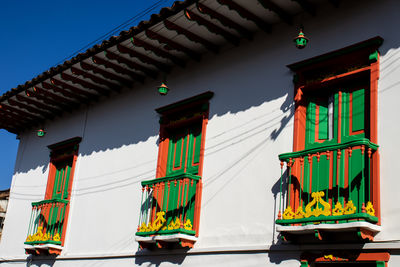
{"left": 25, "top": 137, "right": 81, "bottom": 255}
{"left": 276, "top": 37, "right": 383, "bottom": 242}
{"left": 135, "top": 92, "right": 213, "bottom": 249}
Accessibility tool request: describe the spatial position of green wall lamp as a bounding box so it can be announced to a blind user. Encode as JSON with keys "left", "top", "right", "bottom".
{"left": 294, "top": 28, "right": 308, "bottom": 49}
{"left": 158, "top": 82, "right": 169, "bottom": 95}
{"left": 37, "top": 129, "right": 46, "bottom": 137}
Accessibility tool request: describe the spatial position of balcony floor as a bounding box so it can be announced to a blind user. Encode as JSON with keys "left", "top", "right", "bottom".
{"left": 276, "top": 221, "right": 381, "bottom": 234}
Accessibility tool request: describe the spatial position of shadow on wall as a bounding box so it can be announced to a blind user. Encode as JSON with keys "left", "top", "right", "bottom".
{"left": 11, "top": 0, "right": 400, "bottom": 205}
{"left": 14, "top": 23, "right": 297, "bottom": 176}
{"left": 134, "top": 249, "right": 188, "bottom": 266}
{"left": 26, "top": 255, "right": 56, "bottom": 267}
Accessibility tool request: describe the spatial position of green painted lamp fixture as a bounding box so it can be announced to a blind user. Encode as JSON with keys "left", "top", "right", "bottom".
{"left": 158, "top": 82, "right": 169, "bottom": 95}
{"left": 294, "top": 28, "right": 308, "bottom": 49}
{"left": 37, "top": 129, "right": 46, "bottom": 137}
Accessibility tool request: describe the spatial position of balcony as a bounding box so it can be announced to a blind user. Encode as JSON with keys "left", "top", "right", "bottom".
{"left": 135, "top": 173, "right": 201, "bottom": 248}
{"left": 276, "top": 138, "right": 380, "bottom": 242}
{"left": 24, "top": 199, "right": 68, "bottom": 255}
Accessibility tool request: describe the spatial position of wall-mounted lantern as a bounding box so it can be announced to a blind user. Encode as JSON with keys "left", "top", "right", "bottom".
{"left": 158, "top": 82, "right": 169, "bottom": 95}
{"left": 294, "top": 28, "right": 308, "bottom": 49}
{"left": 37, "top": 129, "right": 46, "bottom": 137}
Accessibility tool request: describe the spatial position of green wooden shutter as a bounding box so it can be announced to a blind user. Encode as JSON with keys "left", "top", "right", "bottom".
{"left": 352, "top": 88, "right": 365, "bottom": 132}
{"left": 52, "top": 160, "right": 73, "bottom": 200}
{"left": 166, "top": 123, "right": 202, "bottom": 176}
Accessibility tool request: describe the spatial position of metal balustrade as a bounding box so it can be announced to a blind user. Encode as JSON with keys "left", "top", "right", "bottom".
{"left": 276, "top": 138, "right": 379, "bottom": 225}
{"left": 25, "top": 199, "right": 68, "bottom": 245}
{"left": 136, "top": 173, "right": 200, "bottom": 237}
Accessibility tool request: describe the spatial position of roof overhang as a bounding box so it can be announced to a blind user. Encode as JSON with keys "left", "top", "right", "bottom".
{"left": 0, "top": 0, "right": 342, "bottom": 134}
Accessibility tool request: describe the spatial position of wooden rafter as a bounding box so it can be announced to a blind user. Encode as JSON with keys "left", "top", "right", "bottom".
{"left": 196, "top": 3, "right": 253, "bottom": 40}
{"left": 184, "top": 9, "right": 239, "bottom": 46}
{"left": 15, "top": 94, "right": 62, "bottom": 115}
{"left": 130, "top": 37, "right": 185, "bottom": 67}
{"left": 217, "top": 0, "right": 271, "bottom": 32}
{"left": 0, "top": 103, "right": 41, "bottom": 121}
{"left": 0, "top": 110, "right": 28, "bottom": 128}
{"left": 145, "top": 30, "right": 201, "bottom": 61}
{"left": 104, "top": 50, "right": 158, "bottom": 78}
{"left": 27, "top": 88, "right": 76, "bottom": 112}
{"left": 32, "top": 85, "right": 79, "bottom": 110}
{"left": 117, "top": 44, "right": 172, "bottom": 71}
{"left": 42, "top": 81, "right": 91, "bottom": 102}
{"left": 164, "top": 20, "right": 219, "bottom": 53}
{"left": 291, "top": 0, "right": 316, "bottom": 15}
{"left": 60, "top": 73, "right": 110, "bottom": 95}
{"left": 71, "top": 66, "right": 121, "bottom": 89}
{"left": 92, "top": 56, "right": 145, "bottom": 83}
{"left": 49, "top": 78, "right": 98, "bottom": 100}
{"left": 80, "top": 62, "right": 132, "bottom": 86}
{"left": 257, "top": 0, "right": 292, "bottom": 25}
{"left": 0, "top": 121, "right": 24, "bottom": 134}
{"left": 7, "top": 98, "right": 53, "bottom": 119}
{"left": 37, "top": 84, "right": 83, "bottom": 106}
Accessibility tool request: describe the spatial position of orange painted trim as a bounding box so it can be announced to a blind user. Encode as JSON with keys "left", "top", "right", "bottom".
{"left": 302, "top": 251, "right": 390, "bottom": 263}
{"left": 373, "top": 150, "right": 381, "bottom": 225}
{"left": 156, "top": 127, "right": 168, "bottom": 178}
{"left": 44, "top": 162, "right": 57, "bottom": 200}
{"left": 293, "top": 87, "right": 306, "bottom": 152}
{"left": 193, "top": 179, "right": 202, "bottom": 236}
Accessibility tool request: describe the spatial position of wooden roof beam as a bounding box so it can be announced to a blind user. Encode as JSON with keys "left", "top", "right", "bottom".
{"left": 80, "top": 62, "right": 132, "bottom": 86}
{"left": 0, "top": 111, "right": 29, "bottom": 129}
{"left": 43, "top": 81, "right": 92, "bottom": 103}
{"left": 117, "top": 44, "right": 172, "bottom": 72}
{"left": 7, "top": 98, "right": 53, "bottom": 119}
{"left": 217, "top": 0, "right": 271, "bottom": 32}
{"left": 196, "top": 3, "right": 253, "bottom": 40}
{"left": 257, "top": 0, "right": 293, "bottom": 25}
{"left": 32, "top": 85, "right": 80, "bottom": 111}
{"left": 60, "top": 73, "right": 110, "bottom": 95}
{"left": 145, "top": 29, "right": 201, "bottom": 61}
{"left": 104, "top": 50, "right": 158, "bottom": 78}
{"left": 27, "top": 88, "right": 76, "bottom": 112}
{"left": 71, "top": 66, "right": 122, "bottom": 90}
{"left": 92, "top": 56, "right": 145, "bottom": 83}
{"left": 15, "top": 94, "right": 62, "bottom": 115}
{"left": 184, "top": 9, "right": 239, "bottom": 46}
{"left": 130, "top": 37, "right": 185, "bottom": 67}
{"left": 0, "top": 121, "right": 20, "bottom": 134}
{"left": 0, "top": 103, "right": 42, "bottom": 121}
{"left": 291, "top": 0, "right": 316, "bottom": 16}
{"left": 49, "top": 78, "right": 99, "bottom": 100}
{"left": 164, "top": 20, "right": 219, "bottom": 53}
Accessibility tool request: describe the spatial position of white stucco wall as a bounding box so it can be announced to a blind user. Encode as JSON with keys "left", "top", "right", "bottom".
{"left": 2, "top": 0, "right": 400, "bottom": 266}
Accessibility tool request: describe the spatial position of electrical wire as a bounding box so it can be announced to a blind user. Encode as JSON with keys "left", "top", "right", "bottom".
{"left": 53, "top": 0, "right": 173, "bottom": 67}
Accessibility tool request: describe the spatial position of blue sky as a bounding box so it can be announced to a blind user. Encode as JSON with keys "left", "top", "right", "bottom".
{"left": 0, "top": 0, "right": 175, "bottom": 190}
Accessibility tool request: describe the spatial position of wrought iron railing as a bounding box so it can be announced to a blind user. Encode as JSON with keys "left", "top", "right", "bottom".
{"left": 25, "top": 199, "right": 68, "bottom": 245}
{"left": 276, "top": 138, "right": 379, "bottom": 225}
{"left": 136, "top": 173, "right": 200, "bottom": 237}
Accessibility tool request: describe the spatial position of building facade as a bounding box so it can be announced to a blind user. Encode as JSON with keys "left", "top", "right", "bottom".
{"left": 1, "top": 0, "right": 400, "bottom": 266}
{"left": 0, "top": 189, "right": 10, "bottom": 241}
